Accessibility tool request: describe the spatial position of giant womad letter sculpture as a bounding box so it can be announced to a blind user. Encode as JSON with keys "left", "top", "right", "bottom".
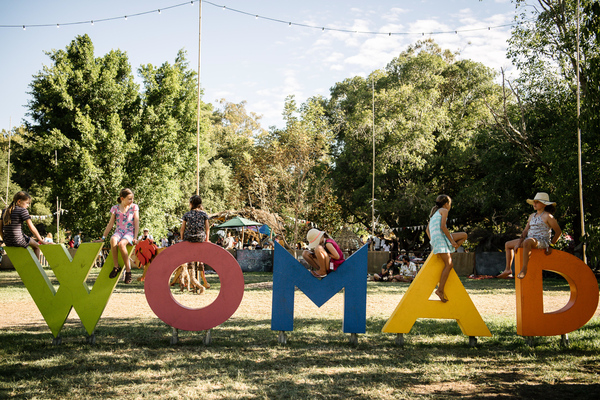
{"left": 382, "top": 254, "right": 492, "bottom": 337}
{"left": 271, "top": 242, "right": 368, "bottom": 333}
{"left": 144, "top": 241, "right": 245, "bottom": 331}
{"left": 5, "top": 243, "right": 122, "bottom": 337}
{"left": 515, "top": 249, "right": 599, "bottom": 336}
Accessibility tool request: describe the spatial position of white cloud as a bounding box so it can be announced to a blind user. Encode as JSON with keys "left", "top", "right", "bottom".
{"left": 382, "top": 8, "right": 409, "bottom": 23}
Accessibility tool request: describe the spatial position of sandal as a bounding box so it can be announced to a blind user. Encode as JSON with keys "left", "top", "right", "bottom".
{"left": 109, "top": 266, "right": 122, "bottom": 279}
{"left": 124, "top": 272, "right": 132, "bottom": 284}
{"left": 310, "top": 270, "right": 326, "bottom": 279}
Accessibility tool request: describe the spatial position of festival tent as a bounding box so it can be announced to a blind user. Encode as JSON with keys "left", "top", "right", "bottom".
{"left": 215, "top": 216, "right": 264, "bottom": 246}
{"left": 215, "top": 216, "right": 263, "bottom": 229}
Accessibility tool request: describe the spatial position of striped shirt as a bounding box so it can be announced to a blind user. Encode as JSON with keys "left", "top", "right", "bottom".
{"left": 1, "top": 206, "right": 31, "bottom": 247}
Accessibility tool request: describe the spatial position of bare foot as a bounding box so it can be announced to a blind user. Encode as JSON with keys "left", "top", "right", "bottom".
{"left": 497, "top": 270, "right": 512, "bottom": 279}
{"left": 517, "top": 270, "right": 527, "bottom": 279}
{"left": 435, "top": 289, "right": 448, "bottom": 303}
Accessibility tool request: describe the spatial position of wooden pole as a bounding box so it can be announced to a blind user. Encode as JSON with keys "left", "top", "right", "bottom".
{"left": 56, "top": 197, "right": 60, "bottom": 244}
{"left": 6, "top": 117, "right": 11, "bottom": 202}
{"left": 371, "top": 79, "right": 375, "bottom": 240}
{"left": 576, "top": 0, "right": 586, "bottom": 263}
{"left": 195, "top": 0, "right": 202, "bottom": 195}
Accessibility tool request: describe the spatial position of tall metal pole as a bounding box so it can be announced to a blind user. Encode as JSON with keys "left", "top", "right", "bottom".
{"left": 6, "top": 117, "right": 11, "bottom": 202}
{"left": 371, "top": 79, "right": 375, "bottom": 239}
{"left": 196, "top": 0, "right": 203, "bottom": 195}
{"left": 576, "top": 0, "right": 586, "bottom": 263}
{"left": 56, "top": 197, "right": 60, "bottom": 244}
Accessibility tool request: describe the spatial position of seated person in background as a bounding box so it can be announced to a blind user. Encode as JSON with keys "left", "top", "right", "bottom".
{"left": 392, "top": 255, "right": 418, "bottom": 282}
{"left": 373, "top": 258, "right": 400, "bottom": 281}
{"left": 44, "top": 232, "right": 54, "bottom": 243}
{"left": 138, "top": 228, "right": 153, "bottom": 242}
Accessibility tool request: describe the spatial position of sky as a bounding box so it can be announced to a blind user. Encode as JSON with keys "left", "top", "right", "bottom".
{"left": 0, "top": 0, "right": 518, "bottom": 132}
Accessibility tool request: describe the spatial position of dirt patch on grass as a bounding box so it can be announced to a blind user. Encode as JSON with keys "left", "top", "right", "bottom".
{"left": 1, "top": 277, "right": 598, "bottom": 331}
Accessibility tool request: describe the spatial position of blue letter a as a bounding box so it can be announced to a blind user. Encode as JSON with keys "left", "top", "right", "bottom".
{"left": 271, "top": 242, "right": 367, "bottom": 333}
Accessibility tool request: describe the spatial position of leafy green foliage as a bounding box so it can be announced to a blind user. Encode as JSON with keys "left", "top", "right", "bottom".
{"left": 14, "top": 35, "right": 211, "bottom": 239}
{"left": 327, "top": 40, "right": 500, "bottom": 246}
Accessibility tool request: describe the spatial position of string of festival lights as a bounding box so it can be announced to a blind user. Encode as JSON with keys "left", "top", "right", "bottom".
{"left": 1, "top": 0, "right": 529, "bottom": 36}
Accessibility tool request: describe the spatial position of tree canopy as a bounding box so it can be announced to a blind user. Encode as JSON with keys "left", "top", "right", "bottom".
{"left": 6, "top": 9, "right": 600, "bottom": 265}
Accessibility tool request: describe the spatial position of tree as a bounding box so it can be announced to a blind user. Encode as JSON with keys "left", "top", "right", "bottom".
{"left": 134, "top": 50, "right": 212, "bottom": 237}
{"left": 258, "top": 95, "right": 336, "bottom": 244}
{"left": 15, "top": 35, "right": 212, "bottom": 239}
{"left": 0, "top": 127, "right": 26, "bottom": 207}
{"left": 15, "top": 34, "right": 140, "bottom": 236}
{"left": 209, "top": 99, "right": 266, "bottom": 210}
{"left": 504, "top": 0, "right": 600, "bottom": 251}
{"left": 327, "top": 40, "right": 499, "bottom": 246}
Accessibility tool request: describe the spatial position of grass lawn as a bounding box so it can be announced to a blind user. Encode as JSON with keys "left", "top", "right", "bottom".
{"left": 1, "top": 268, "right": 599, "bottom": 399}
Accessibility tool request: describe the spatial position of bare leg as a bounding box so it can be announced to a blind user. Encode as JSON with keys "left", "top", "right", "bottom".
{"left": 499, "top": 239, "right": 520, "bottom": 278}
{"left": 436, "top": 253, "right": 453, "bottom": 302}
{"left": 303, "top": 248, "right": 329, "bottom": 275}
{"left": 302, "top": 250, "right": 320, "bottom": 270}
{"left": 312, "top": 246, "right": 330, "bottom": 276}
{"left": 28, "top": 238, "right": 41, "bottom": 259}
{"left": 118, "top": 240, "right": 131, "bottom": 272}
{"left": 517, "top": 238, "right": 538, "bottom": 279}
{"left": 199, "top": 262, "right": 210, "bottom": 288}
{"left": 451, "top": 232, "right": 468, "bottom": 248}
{"left": 110, "top": 237, "right": 120, "bottom": 269}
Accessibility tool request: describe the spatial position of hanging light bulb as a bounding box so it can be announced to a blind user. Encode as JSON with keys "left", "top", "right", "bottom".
{"left": 23, "top": 25, "right": 26, "bottom": 30}
{"left": 124, "top": 15, "right": 128, "bottom": 20}
{"left": 158, "top": 9, "right": 161, "bottom": 14}
{"left": 91, "top": 20, "right": 94, "bottom": 25}
{"left": 57, "top": 23, "right": 60, "bottom": 28}
{"left": 190, "top": 1, "right": 193, "bottom": 5}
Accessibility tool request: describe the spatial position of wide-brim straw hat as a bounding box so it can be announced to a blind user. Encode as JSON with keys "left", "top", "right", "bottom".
{"left": 306, "top": 228, "right": 325, "bottom": 249}
{"left": 527, "top": 192, "right": 556, "bottom": 206}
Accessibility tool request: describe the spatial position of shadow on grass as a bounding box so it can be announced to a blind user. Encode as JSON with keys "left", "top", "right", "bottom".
{"left": 1, "top": 315, "right": 600, "bottom": 399}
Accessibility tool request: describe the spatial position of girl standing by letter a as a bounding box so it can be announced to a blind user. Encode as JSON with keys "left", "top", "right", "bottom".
{"left": 102, "top": 188, "right": 139, "bottom": 284}
{"left": 426, "top": 195, "right": 467, "bottom": 303}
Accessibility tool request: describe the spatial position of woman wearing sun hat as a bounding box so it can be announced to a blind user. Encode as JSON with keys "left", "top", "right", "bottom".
{"left": 498, "top": 192, "right": 562, "bottom": 279}
{"left": 302, "top": 228, "right": 345, "bottom": 278}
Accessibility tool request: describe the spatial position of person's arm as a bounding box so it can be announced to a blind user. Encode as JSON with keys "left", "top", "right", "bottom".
{"left": 545, "top": 214, "right": 562, "bottom": 244}
{"left": 133, "top": 209, "right": 140, "bottom": 244}
{"left": 426, "top": 223, "right": 430, "bottom": 240}
{"left": 325, "top": 241, "right": 340, "bottom": 260}
{"left": 180, "top": 220, "right": 186, "bottom": 241}
{"left": 25, "top": 219, "right": 44, "bottom": 242}
{"left": 0, "top": 219, "right": 3, "bottom": 240}
{"left": 544, "top": 213, "right": 562, "bottom": 254}
{"left": 204, "top": 218, "right": 210, "bottom": 243}
{"left": 102, "top": 214, "right": 116, "bottom": 239}
{"left": 439, "top": 208, "right": 458, "bottom": 248}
